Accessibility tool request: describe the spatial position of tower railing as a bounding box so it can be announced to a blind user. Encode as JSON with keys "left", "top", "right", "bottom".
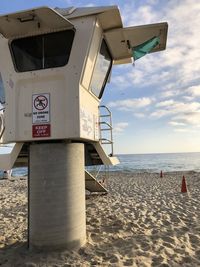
{"left": 99, "top": 105, "right": 114, "bottom": 156}
{"left": 0, "top": 108, "right": 5, "bottom": 140}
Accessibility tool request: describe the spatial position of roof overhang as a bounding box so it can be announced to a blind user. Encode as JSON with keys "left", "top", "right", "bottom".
{"left": 0, "top": 7, "right": 74, "bottom": 39}
{"left": 104, "top": 22, "right": 168, "bottom": 64}
{"left": 0, "top": 6, "right": 168, "bottom": 65}
{"left": 57, "top": 6, "right": 122, "bottom": 31}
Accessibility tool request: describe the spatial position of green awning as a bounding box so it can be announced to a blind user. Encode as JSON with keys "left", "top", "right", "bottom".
{"left": 132, "top": 36, "right": 160, "bottom": 61}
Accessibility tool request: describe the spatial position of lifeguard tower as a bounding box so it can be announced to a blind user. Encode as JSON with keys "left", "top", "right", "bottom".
{"left": 0, "top": 6, "right": 168, "bottom": 250}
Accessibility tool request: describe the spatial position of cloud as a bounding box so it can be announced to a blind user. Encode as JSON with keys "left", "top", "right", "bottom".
{"left": 156, "top": 100, "right": 175, "bottom": 108}
{"left": 159, "top": 89, "right": 181, "bottom": 99}
{"left": 110, "top": 74, "right": 131, "bottom": 89}
{"left": 84, "top": 3, "right": 96, "bottom": 7}
{"left": 121, "top": 3, "right": 159, "bottom": 26}
{"left": 109, "top": 0, "right": 200, "bottom": 143}
{"left": 173, "top": 112, "right": 200, "bottom": 126}
{"left": 168, "top": 121, "right": 186, "bottom": 127}
{"left": 60, "top": 0, "right": 74, "bottom": 4}
{"left": 133, "top": 112, "right": 146, "bottom": 118}
{"left": 150, "top": 109, "right": 171, "bottom": 118}
{"left": 108, "top": 97, "right": 153, "bottom": 111}
{"left": 182, "top": 96, "right": 195, "bottom": 102}
{"left": 151, "top": 101, "right": 200, "bottom": 118}
{"left": 187, "top": 85, "right": 200, "bottom": 97}
{"left": 110, "top": 0, "right": 200, "bottom": 104}
{"left": 111, "top": 56, "right": 173, "bottom": 90}
{"left": 173, "top": 128, "right": 197, "bottom": 133}
{"left": 114, "top": 122, "right": 129, "bottom": 133}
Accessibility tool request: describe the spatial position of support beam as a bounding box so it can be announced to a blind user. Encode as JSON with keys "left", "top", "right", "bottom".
{"left": 29, "top": 142, "right": 86, "bottom": 250}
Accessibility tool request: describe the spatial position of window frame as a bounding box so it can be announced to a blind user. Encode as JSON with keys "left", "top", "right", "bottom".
{"left": 10, "top": 29, "right": 75, "bottom": 73}
{"left": 0, "top": 72, "right": 5, "bottom": 105}
{"left": 90, "top": 39, "right": 113, "bottom": 99}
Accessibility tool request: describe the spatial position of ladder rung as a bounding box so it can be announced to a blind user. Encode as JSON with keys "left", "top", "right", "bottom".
{"left": 100, "top": 115, "right": 110, "bottom": 117}
{"left": 101, "top": 142, "right": 113, "bottom": 145}
{"left": 100, "top": 126, "right": 112, "bottom": 130}
{"left": 99, "top": 105, "right": 113, "bottom": 156}
{"left": 90, "top": 153, "right": 98, "bottom": 157}
{"left": 100, "top": 139, "right": 113, "bottom": 144}
{"left": 100, "top": 128, "right": 112, "bottom": 131}
{"left": 100, "top": 122, "right": 112, "bottom": 127}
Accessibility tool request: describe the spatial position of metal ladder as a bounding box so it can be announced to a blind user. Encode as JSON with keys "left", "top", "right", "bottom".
{"left": 0, "top": 108, "right": 5, "bottom": 140}
{"left": 85, "top": 105, "right": 114, "bottom": 184}
{"left": 99, "top": 105, "right": 114, "bottom": 156}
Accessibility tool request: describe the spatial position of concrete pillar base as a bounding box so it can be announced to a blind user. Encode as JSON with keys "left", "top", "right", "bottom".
{"left": 28, "top": 142, "right": 86, "bottom": 251}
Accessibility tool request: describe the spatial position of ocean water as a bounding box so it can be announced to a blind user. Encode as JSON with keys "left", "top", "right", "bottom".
{"left": 0, "top": 167, "right": 28, "bottom": 178}
{"left": 112, "top": 152, "right": 200, "bottom": 173}
{"left": 1, "top": 152, "right": 200, "bottom": 178}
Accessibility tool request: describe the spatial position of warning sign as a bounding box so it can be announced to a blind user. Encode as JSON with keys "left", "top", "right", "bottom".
{"left": 32, "top": 94, "right": 50, "bottom": 124}
{"left": 32, "top": 124, "right": 51, "bottom": 138}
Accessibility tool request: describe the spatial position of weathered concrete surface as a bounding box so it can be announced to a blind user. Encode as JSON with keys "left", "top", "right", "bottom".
{"left": 29, "top": 142, "right": 86, "bottom": 250}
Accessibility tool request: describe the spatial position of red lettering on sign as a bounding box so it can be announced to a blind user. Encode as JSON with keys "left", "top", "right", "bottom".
{"left": 32, "top": 124, "right": 51, "bottom": 138}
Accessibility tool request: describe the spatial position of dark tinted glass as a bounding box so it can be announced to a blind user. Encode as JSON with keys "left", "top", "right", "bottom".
{"left": 11, "top": 30, "right": 75, "bottom": 72}
{"left": 90, "top": 40, "right": 112, "bottom": 98}
{"left": 0, "top": 73, "right": 5, "bottom": 105}
{"left": 44, "top": 31, "right": 74, "bottom": 68}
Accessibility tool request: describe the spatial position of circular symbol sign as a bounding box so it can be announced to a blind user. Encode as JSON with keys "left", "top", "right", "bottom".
{"left": 34, "top": 95, "right": 48, "bottom": 111}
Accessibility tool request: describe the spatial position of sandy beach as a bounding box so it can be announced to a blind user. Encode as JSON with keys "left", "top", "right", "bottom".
{"left": 0, "top": 171, "right": 200, "bottom": 266}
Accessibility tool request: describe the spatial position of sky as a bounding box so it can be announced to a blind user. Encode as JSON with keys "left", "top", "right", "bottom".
{"left": 0, "top": 0, "right": 200, "bottom": 154}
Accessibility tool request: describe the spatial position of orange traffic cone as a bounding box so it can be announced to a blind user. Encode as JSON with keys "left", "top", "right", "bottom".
{"left": 160, "top": 170, "right": 163, "bottom": 178}
{"left": 181, "top": 176, "right": 187, "bottom": 193}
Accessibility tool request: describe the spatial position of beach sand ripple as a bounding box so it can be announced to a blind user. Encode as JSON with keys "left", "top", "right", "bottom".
{"left": 0, "top": 172, "right": 200, "bottom": 266}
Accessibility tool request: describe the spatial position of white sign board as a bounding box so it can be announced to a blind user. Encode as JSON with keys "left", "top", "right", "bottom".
{"left": 32, "top": 93, "right": 50, "bottom": 124}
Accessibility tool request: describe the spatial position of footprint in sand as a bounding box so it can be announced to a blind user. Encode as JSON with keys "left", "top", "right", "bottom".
{"left": 90, "top": 233, "right": 104, "bottom": 243}
{"left": 188, "top": 233, "right": 200, "bottom": 245}
{"left": 123, "top": 258, "right": 133, "bottom": 266}
{"left": 151, "top": 255, "right": 164, "bottom": 266}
